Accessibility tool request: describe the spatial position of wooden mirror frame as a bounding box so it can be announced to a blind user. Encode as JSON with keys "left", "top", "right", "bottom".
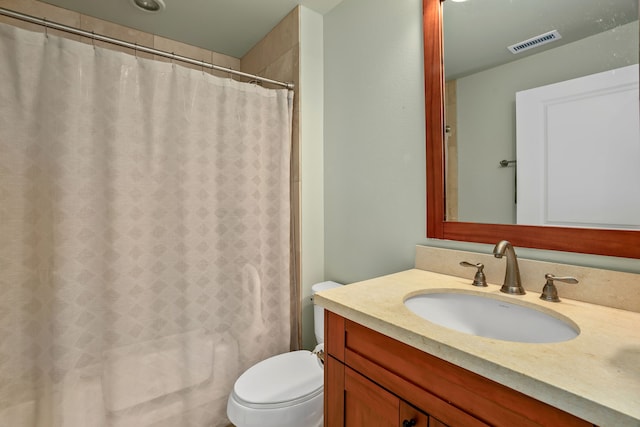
{"left": 423, "top": 0, "right": 640, "bottom": 259}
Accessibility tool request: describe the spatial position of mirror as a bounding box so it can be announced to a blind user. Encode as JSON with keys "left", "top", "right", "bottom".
{"left": 423, "top": 0, "right": 640, "bottom": 258}
{"left": 443, "top": 0, "right": 639, "bottom": 227}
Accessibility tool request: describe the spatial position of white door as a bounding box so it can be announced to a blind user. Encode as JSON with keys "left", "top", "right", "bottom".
{"left": 516, "top": 64, "right": 640, "bottom": 229}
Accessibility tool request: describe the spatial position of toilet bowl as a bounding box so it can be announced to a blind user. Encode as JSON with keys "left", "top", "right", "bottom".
{"left": 226, "top": 281, "right": 342, "bottom": 427}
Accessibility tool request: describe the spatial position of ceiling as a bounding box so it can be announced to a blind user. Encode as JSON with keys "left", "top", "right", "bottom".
{"left": 444, "top": 0, "right": 639, "bottom": 79}
{"left": 38, "top": 0, "right": 345, "bottom": 58}
{"left": 32, "top": 0, "right": 639, "bottom": 75}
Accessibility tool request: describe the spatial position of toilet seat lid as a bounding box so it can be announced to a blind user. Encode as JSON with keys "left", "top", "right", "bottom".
{"left": 233, "top": 350, "right": 323, "bottom": 407}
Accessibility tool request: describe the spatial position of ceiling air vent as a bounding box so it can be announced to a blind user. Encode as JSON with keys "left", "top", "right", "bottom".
{"left": 508, "top": 30, "right": 562, "bottom": 54}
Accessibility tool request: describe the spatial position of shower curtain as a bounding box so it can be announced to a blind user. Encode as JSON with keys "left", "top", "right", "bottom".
{"left": 0, "top": 21, "right": 293, "bottom": 427}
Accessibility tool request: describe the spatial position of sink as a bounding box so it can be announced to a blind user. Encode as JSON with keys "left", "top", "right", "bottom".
{"left": 404, "top": 292, "right": 579, "bottom": 343}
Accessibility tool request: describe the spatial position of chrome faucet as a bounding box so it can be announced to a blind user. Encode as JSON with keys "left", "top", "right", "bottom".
{"left": 493, "top": 240, "right": 525, "bottom": 295}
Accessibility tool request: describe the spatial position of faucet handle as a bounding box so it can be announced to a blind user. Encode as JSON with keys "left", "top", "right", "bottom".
{"left": 460, "top": 261, "right": 488, "bottom": 287}
{"left": 540, "top": 273, "right": 578, "bottom": 302}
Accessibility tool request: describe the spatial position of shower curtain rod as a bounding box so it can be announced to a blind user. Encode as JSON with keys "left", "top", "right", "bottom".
{"left": 0, "top": 7, "right": 295, "bottom": 90}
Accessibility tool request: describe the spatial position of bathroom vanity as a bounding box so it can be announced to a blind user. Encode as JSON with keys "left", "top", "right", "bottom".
{"left": 325, "top": 312, "right": 591, "bottom": 427}
{"left": 315, "top": 259, "right": 640, "bottom": 427}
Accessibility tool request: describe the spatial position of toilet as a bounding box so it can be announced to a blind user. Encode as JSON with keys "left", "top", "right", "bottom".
{"left": 226, "top": 281, "right": 343, "bottom": 427}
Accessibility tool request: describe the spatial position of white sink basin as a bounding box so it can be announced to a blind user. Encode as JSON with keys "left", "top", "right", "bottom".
{"left": 404, "top": 292, "right": 579, "bottom": 343}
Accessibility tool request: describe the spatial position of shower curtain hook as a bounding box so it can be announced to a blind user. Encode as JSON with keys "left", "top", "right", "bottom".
{"left": 91, "top": 31, "right": 96, "bottom": 49}
{"left": 171, "top": 52, "right": 175, "bottom": 67}
{"left": 43, "top": 18, "right": 48, "bottom": 38}
{"left": 134, "top": 42, "right": 138, "bottom": 59}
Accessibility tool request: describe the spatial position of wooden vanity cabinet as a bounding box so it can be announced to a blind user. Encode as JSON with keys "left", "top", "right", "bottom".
{"left": 324, "top": 311, "right": 595, "bottom": 427}
{"left": 343, "top": 364, "right": 429, "bottom": 426}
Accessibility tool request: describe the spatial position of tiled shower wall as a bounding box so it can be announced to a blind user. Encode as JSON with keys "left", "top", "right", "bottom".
{"left": 242, "top": 8, "right": 302, "bottom": 348}
{"left": 0, "top": 0, "right": 241, "bottom": 73}
{"left": 445, "top": 80, "right": 458, "bottom": 222}
{"left": 0, "top": 0, "right": 302, "bottom": 345}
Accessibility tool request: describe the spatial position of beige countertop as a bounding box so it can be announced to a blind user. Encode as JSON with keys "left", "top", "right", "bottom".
{"left": 315, "top": 269, "right": 640, "bottom": 427}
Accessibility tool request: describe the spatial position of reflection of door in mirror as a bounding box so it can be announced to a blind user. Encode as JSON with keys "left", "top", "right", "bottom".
{"left": 443, "top": 0, "right": 639, "bottom": 226}
{"left": 516, "top": 64, "right": 640, "bottom": 229}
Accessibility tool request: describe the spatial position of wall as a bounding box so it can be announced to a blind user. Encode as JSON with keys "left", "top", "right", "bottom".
{"left": 323, "top": 0, "right": 427, "bottom": 285}
{"left": 323, "top": 0, "right": 640, "bottom": 286}
{"left": 456, "top": 21, "right": 639, "bottom": 224}
{"left": 415, "top": 245, "right": 640, "bottom": 313}
{"left": 299, "top": 7, "right": 326, "bottom": 350}
{"left": 241, "top": 6, "right": 326, "bottom": 350}
{"left": 241, "top": 7, "right": 304, "bottom": 348}
{"left": 0, "top": 0, "right": 240, "bottom": 75}
{"left": 445, "top": 80, "right": 458, "bottom": 221}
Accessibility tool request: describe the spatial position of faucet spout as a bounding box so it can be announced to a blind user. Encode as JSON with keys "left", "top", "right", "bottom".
{"left": 493, "top": 240, "right": 525, "bottom": 295}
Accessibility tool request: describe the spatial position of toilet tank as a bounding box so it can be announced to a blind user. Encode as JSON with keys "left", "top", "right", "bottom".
{"left": 312, "top": 281, "right": 343, "bottom": 344}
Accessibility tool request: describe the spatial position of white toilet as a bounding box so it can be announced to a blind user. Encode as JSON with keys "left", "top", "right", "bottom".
{"left": 226, "top": 281, "right": 342, "bottom": 427}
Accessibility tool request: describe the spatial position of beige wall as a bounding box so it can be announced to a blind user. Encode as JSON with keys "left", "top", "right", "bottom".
{"left": 241, "top": 7, "right": 302, "bottom": 348}
{"left": 415, "top": 245, "right": 640, "bottom": 313}
{"left": 0, "top": 0, "right": 240, "bottom": 75}
{"left": 444, "top": 80, "right": 458, "bottom": 222}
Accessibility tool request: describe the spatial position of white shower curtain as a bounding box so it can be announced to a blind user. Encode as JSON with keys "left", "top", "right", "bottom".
{"left": 0, "top": 22, "right": 292, "bottom": 427}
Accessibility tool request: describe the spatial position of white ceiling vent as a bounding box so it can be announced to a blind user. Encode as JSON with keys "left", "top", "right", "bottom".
{"left": 508, "top": 30, "right": 562, "bottom": 54}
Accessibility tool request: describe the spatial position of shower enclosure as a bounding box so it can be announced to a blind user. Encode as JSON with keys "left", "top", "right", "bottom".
{"left": 0, "top": 18, "right": 293, "bottom": 427}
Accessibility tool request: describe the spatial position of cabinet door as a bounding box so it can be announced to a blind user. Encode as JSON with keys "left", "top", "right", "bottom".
{"left": 344, "top": 366, "right": 432, "bottom": 427}
{"left": 429, "top": 418, "right": 449, "bottom": 427}
{"left": 399, "top": 401, "right": 429, "bottom": 427}
{"left": 345, "top": 366, "right": 398, "bottom": 426}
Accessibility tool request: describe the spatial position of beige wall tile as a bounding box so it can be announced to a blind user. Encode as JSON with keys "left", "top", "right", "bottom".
{"left": 79, "top": 15, "right": 154, "bottom": 59}
{"left": 262, "top": 46, "right": 298, "bottom": 89}
{"left": 290, "top": 178, "right": 302, "bottom": 346}
{"left": 210, "top": 50, "right": 241, "bottom": 79}
{"left": 415, "top": 245, "right": 640, "bottom": 313}
{"left": 445, "top": 80, "right": 458, "bottom": 221}
{"left": 242, "top": 6, "right": 299, "bottom": 76}
{"left": 241, "top": 6, "right": 301, "bottom": 335}
{"left": 0, "top": 0, "right": 241, "bottom": 71}
{"left": 0, "top": 0, "right": 243, "bottom": 74}
{"left": 0, "top": 0, "right": 80, "bottom": 40}
{"left": 291, "top": 107, "right": 300, "bottom": 183}
{"left": 152, "top": 36, "right": 240, "bottom": 77}
{"left": 153, "top": 35, "right": 213, "bottom": 72}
